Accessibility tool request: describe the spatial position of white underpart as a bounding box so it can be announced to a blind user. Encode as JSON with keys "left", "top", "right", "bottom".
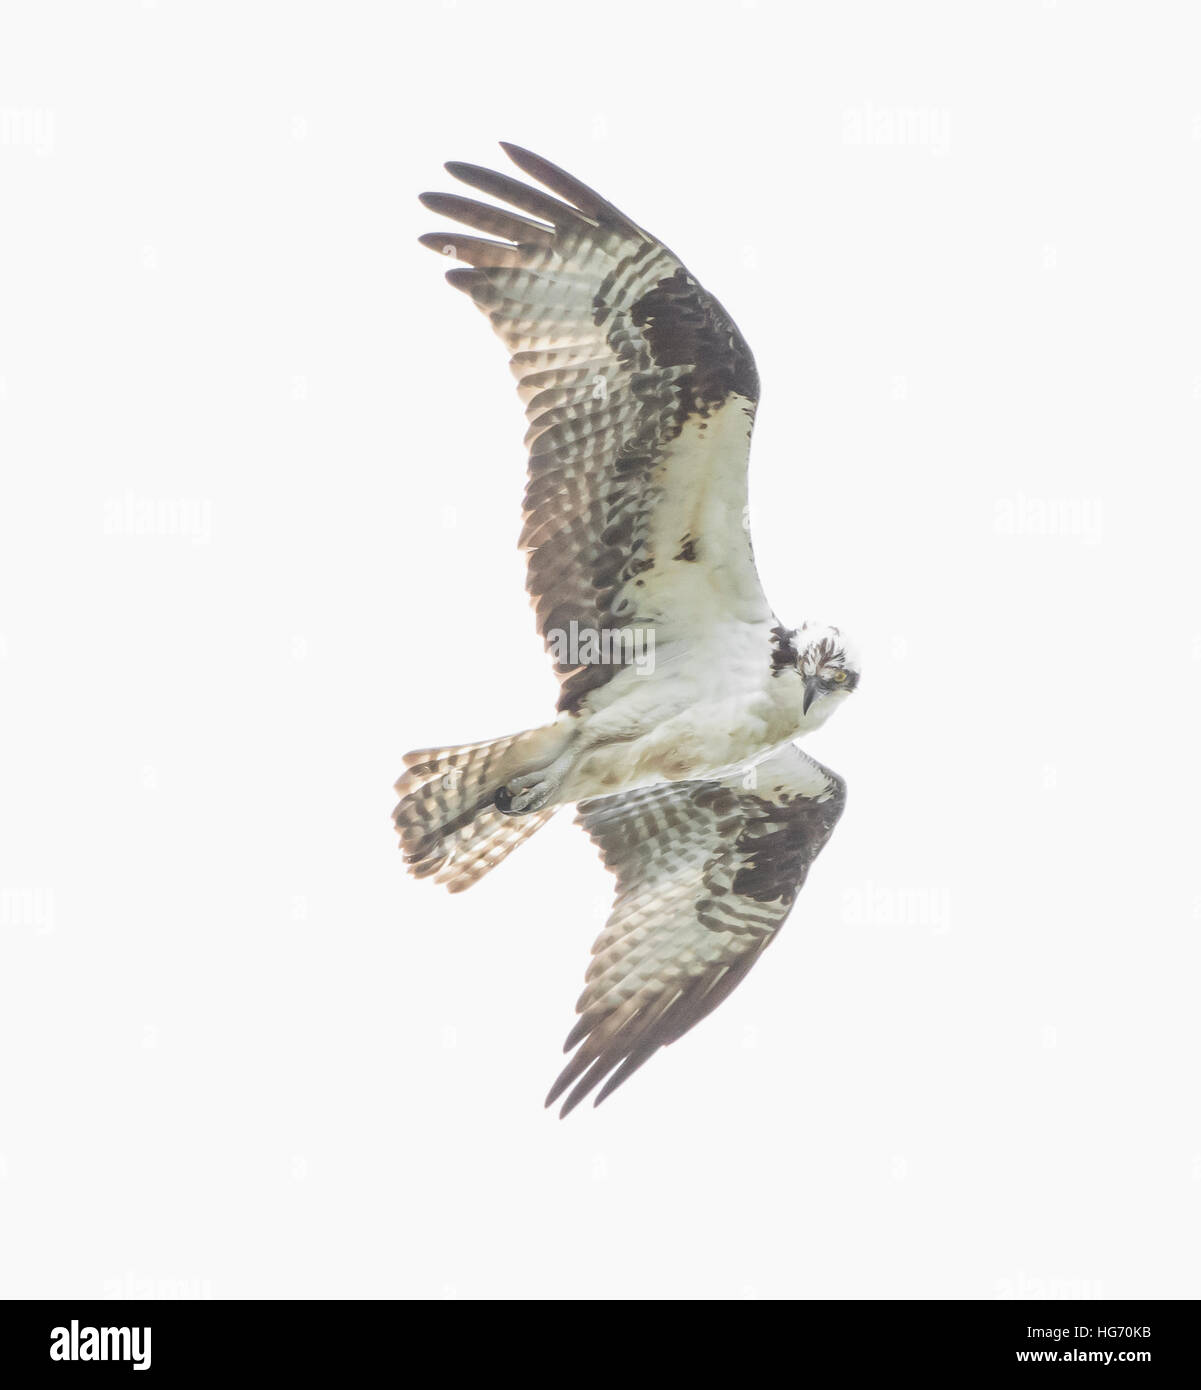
{"left": 548, "top": 394, "right": 832, "bottom": 802}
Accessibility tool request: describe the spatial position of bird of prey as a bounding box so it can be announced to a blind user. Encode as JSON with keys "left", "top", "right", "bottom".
{"left": 395, "top": 143, "right": 860, "bottom": 1116}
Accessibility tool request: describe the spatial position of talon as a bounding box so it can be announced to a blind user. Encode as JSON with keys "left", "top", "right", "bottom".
{"left": 495, "top": 745, "right": 576, "bottom": 816}
{"left": 496, "top": 774, "right": 555, "bottom": 815}
{"left": 511, "top": 782, "right": 548, "bottom": 813}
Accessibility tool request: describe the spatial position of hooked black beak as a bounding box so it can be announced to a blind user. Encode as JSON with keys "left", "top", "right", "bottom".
{"left": 802, "top": 675, "right": 822, "bottom": 715}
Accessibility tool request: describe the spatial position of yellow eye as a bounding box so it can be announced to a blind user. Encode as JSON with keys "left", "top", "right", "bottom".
{"left": 831, "top": 669, "right": 848, "bottom": 683}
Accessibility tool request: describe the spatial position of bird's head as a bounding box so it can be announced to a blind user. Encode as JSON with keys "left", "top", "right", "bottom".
{"left": 772, "top": 621, "right": 862, "bottom": 725}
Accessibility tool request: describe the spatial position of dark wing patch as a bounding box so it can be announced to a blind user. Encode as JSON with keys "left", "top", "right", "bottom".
{"left": 548, "top": 745, "right": 846, "bottom": 1116}
{"left": 421, "top": 143, "right": 765, "bottom": 713}
{"left": 629, "top": 266, "right": 759, "bottom": 408}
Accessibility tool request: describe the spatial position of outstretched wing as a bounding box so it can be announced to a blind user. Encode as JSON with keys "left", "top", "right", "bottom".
{"left": 548, "top": 745, "right": 846, "bottom": 1116}
{"left": 421, "top": 143, "right": 770, "bottom": 713}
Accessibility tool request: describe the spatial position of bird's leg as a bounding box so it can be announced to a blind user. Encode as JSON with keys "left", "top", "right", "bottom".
{"left": 496, "top": 720, "right": 647, "bottom": 815}
{"left": 495, "top": 746, "right": 578, "bottom": 815}
{"left": 492, "top": 719, "right": 591, "bottom": 816}
{"left": 495, "top": 719, "right": 622, "bottom": 815}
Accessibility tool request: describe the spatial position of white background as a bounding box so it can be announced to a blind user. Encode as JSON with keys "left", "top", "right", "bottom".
{"left": 1, "top": 0, "right": 1198, "bottom": 1299}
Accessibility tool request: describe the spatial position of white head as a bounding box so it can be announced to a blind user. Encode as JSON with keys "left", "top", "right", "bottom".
{"left": 771, "top": 621, "right": 862, "bottom": 728}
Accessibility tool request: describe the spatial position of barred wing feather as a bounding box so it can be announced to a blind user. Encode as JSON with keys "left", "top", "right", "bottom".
{"left": 421, "top": 143, "right": 770, "bottom": 712}
{"left": 548, "top": 744, "right": 846, "bottom": 1115}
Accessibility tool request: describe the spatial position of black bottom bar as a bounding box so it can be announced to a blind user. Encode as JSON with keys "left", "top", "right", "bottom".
{"left": 0, "top": 1298, "right": 1189, "bottom": 1379}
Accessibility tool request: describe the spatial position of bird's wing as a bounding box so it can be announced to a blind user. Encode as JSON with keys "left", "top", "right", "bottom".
{"left": 421, "top": 143, "right": 771, "bottom": 713}
{"left": 548, "top": 744, "right": 846, "bottom": 1116}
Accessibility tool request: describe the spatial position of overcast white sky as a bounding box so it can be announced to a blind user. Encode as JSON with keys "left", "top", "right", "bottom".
{"left": 1, "top": 0, "right": 1199, "bottom": 1299}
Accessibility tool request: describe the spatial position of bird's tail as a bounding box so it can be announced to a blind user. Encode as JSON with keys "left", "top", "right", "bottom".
{"left": 393, "top": 724, "right": 567, "bottom": 892}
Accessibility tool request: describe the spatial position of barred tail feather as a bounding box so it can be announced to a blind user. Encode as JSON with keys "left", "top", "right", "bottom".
{"left": 393, "top": 726, "right": 563, "bottom": 892}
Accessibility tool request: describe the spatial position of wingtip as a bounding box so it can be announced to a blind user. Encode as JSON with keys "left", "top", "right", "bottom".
{"left": 545, "top": 1092, "right": 575, "bottom": 1120}
{"left": 417, "top": 231, "right": 453, "bottom": 256}
{"left": 444, "top": 159, "right": 483, "bottom": 182}
{"left": 593, "top": 1075, "right": 621, "bottom": 1108}
{"left": 545, "top": 1075, "right": 580, "bottom": 1118}
{"left": 497, "top": 141, "right": 543, "bottom": 178}
{"left": 437, "top": 144, "right": 533, "bottom": 172}
{"left": 444, "top": 266, "right": 478, "bottom": 293}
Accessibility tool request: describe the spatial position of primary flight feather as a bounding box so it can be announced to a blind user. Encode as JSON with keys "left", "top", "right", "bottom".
{"left": 395, "top": 143, "right": 859, "bottom": 1115}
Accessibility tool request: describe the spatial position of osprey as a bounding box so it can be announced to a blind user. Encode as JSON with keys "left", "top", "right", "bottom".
{"left": 395, "top": 144, "right": 860, "bottom": 1115}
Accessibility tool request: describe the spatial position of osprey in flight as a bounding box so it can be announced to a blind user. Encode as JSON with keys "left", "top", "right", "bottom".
{"left": 395, "top": 144, "right": 860, "bottom": 1115}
